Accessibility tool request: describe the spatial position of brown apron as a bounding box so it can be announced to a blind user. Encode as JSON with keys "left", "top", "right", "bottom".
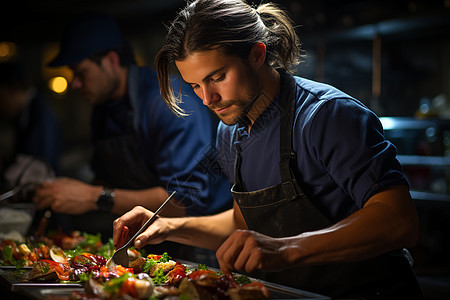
{"left": 231, "top": 70, "right": 423, "bottom": 299}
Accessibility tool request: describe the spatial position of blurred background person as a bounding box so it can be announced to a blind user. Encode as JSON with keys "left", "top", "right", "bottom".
{"left": 0, "top": 61, "right": 62, "bottom": 197}
{"left": 32, "top": 12, "right": 232, "bottom": 264}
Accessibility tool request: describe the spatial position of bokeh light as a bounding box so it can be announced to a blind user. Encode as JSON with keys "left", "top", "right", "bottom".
{"left": 49, "top": 76, "right": 68, "bottom": 94}
{"left": 0, "top": 42, "right": 17, "bottom": 62}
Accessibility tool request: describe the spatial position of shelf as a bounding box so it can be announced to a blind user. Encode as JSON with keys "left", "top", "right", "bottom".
{"left": 397, "top": 155, "right": 450, "bottom": 167}
{"left": 410, "top": 191, "right": 450, "bottom": 203}
{"left": 380, "top": 117, "right": 450, "bottom": 131}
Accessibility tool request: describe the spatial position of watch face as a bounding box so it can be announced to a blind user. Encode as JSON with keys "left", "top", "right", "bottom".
{"left": 97, "top": 189, "right": 114, "bottom": 211}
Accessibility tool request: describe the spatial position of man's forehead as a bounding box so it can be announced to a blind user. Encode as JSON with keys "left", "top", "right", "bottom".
{"left": 176, "top": 49, "right": 234, "bottom": 78}
{"left": 70, "top": 58, "right": 93, "bottom": 72}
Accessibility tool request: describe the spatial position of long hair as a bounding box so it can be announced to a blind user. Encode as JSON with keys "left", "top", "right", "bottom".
{"left": 155, "top": 0, "right": 304, "bottom": 116}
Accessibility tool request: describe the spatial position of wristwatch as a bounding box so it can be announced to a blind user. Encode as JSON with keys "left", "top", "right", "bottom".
{"left": 96, "top": 188, "right": 115, "bottom": 212}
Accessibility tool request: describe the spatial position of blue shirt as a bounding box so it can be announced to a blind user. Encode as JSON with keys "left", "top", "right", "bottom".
{"left": 217, "top": 74, "right": 408, "bottom": 222}
{"left": 92, "top": 66, "right": 232, "bottom": 216}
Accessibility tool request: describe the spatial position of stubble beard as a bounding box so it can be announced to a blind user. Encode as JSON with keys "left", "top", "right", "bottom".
{"left": 92, "top": 73, "right": 121, "bottom": 106}
{"left": 209, "top": 100, "right": 251, "bottom": 126}
{"left": 211, "top": 86, "right": 262, "bottom": 126}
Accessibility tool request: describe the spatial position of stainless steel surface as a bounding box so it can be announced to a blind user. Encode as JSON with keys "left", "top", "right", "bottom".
{"left": 0, "top": 269, "right": 82, "bottom": 292}
{"left": 21, "top": 287, "right": 85, "bottom": 300}
{"left": 108, "top": 190, "right": 176, "bottom": 267}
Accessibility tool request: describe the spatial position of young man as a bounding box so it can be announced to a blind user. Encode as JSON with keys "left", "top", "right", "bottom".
{"left": 113, "top": 0, "right": 423, "bottom": 298}
{"left": 33, "top": 13, "right": 232, "bottom": 242}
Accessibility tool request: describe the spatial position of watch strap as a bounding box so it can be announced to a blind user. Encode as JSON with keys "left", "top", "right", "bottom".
{"left": 96, "top": 187, "right": 115, "bottom": 212}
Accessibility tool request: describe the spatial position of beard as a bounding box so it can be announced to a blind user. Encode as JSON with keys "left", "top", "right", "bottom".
{"left": 208, "top": 99, "right": 248, "bottom": 126}
{"left": 209, "top": 89, "right": 262, "bottom": 126}
{"left": 91, "top": 66, "right": 121, "bottom": 105}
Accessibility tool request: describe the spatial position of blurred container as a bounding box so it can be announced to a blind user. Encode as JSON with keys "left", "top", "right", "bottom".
{"left": 0, "top": 203, "right": 35, "bottom": 236}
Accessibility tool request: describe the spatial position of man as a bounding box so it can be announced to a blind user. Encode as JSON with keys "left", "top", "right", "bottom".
{"left": 113, "top": 0, "right": 423, "bottom": 298}
{"left": 0, "top": 62, "right": 61, "bottom": 192}
{"left": 33, "top": 13, "right": 232, "bottom": 244}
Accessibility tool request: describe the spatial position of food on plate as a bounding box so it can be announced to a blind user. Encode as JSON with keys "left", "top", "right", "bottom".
{"left": 28, "top": 259, "right": 71, "bottom": 281}
{"left": 83, "top": 271, "right": 155, "bottom": 299}
{"left": 0, "top": 231, "right": 117, "bottom": 269}
{"left": 77, "top": 253, "right": 270, "bottom": 299}
{"left": 228, "top": 282, "right": 271, "bottom": 300}
{"left": 0, "top": 239, "right": 52, "bottom": 267}
{"left": 1, "top": 231, "right": 270, "bottom": 300}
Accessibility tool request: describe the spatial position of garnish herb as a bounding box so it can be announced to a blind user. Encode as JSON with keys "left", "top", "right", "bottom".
{"left": 235, "top": 275, "right": 252, "bottom": 285}
{"left": 197, "top": 264, "right": 209, "bottom": 270}
{"left": 2, "top": 245, "right": 26, "bottom": 269}
{"left": 152, "top": 268, "right": 167, "bottom": 284}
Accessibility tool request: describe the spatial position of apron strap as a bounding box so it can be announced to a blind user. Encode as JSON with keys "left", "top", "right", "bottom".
{"left": 234, "top": 143, "right": 247, "bottom": 191}
{"left": 127, "top": 65, "right": 141, "bottom": 132}
{"left": 278, "top": 69, "right": 301, "bottom": 199}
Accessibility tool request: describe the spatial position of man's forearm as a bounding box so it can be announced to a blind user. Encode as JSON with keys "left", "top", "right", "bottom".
{"left": 281, "top": 185, "right": 419, "bottom": 267}
{"left": 166, "top": 208, "right": 239, "bottom": 250}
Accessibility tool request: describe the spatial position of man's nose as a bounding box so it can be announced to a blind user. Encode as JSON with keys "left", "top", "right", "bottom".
{"left": 201, "top": 86, "right": 220, "bottom": 106}
{"left": 71, "top": 77, "right": 81, "bottom": 89}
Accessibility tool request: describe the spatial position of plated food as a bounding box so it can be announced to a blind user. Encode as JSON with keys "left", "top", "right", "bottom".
{"left": 1, "top": 232, "right": 270, "bottom": 299}
{"left": 1, "top": 231, "right": 115, "bottom": 269}
{"left": 77, "top": 254, "right": 270, "bottom": 299}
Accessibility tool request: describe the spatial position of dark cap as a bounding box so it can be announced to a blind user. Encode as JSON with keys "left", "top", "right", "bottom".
{"left": 48, "top": 12, "right": 124, "bottom": 67}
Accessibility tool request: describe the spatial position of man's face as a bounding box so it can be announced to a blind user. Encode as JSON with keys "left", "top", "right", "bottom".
{"left": 70, "top": 57, "right": 119, "bottom": 105}
{"left": 175, "top": 48, "right": 261, "bottom": 126}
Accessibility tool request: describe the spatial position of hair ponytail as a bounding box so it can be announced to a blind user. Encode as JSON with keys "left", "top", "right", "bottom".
{"left": 155, "top": 0, "right": 305, "bottom": 116}
{"left": 257, "top": 3, "right": 304, "bottom": 73}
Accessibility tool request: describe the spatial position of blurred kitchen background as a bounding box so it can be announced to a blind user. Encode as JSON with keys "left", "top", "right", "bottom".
{"left": 1, "top": 0, "right": 450, "bottom": 298}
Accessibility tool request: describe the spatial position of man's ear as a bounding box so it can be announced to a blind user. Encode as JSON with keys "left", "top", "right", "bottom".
{"left": 105, "top": 50, "right": 121, "bottom": 68}
{"left": 249, "top": 42, "right": 267, "bottom": 68}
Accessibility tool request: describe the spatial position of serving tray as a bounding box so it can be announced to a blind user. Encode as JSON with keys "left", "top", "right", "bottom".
{"left": 0, "top": 261, "right": 330, "bottom": 299}
{"left": 0, "top": 268, "right": 82, "bottom": 292}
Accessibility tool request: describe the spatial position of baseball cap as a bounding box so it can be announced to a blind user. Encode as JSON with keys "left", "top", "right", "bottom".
{"left": 48, "top": 12, "right": 124, "bottom": 67}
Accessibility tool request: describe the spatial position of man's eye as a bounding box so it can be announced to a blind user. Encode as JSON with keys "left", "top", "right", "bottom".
{"left": 211, "top": 74, "right": 225, "bottom": 83}
{"left": 192, "top": 84, "right": 200, "bottom": 90}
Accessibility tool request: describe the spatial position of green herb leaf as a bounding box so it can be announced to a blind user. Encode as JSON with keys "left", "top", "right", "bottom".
{"left": 2, "top": 245, "right": 15, "bottom": 265}
{"left": 142, "top": 259, "right": 157, "bottom": 273}
{"left": 152, "top": 268, "right": 167, "bottom": 285}
{"left": 197, "top": 264, "right": 209, "bottom": 270}
{"left": 235, "top": 275, "right": 252, "bottom": 285}
{"left": 158, "top": 252, "right": 171, "bottom": 263}
{"left": 78, "top": 272, "right": 92, "bottom": 282}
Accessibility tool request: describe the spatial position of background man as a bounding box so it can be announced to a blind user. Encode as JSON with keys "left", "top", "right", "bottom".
{"left": 33, "top": 13, "right": 232, "bottom": 264}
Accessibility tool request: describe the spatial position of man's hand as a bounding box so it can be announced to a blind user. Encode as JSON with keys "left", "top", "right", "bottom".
{"left": 33, "top": 177, "right": 101, "bottom": 214}
{"left": 216, "top": 229, "right": 294, "bottom": 276}
{"left": 112, "top": 206, "right": 171, "bottom": 249}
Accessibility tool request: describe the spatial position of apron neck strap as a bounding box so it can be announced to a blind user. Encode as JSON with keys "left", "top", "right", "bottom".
{"left": 233, "top": 69, "right": 299, "bottom": 193}
{"left": 278, "top": 69, "right": 299, "bottom": 188}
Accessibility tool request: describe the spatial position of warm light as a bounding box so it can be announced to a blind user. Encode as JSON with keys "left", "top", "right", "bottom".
{"left": 49, "top": 76, "right": 68, "bottom": 94}
{"left": 0, "top": 42, "right": 17, "bottom": 62}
